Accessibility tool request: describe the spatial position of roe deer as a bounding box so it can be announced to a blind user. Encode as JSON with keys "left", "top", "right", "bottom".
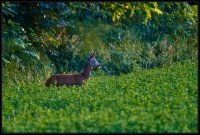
{"left": 45, "top": 52, "right": 101, "bottom": 87}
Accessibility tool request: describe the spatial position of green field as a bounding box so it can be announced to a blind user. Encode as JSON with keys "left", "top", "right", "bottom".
{"left": 2, "top": 61, "right": 198, "bottom": 133}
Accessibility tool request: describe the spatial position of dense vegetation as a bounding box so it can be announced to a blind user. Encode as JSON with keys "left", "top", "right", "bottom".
{"left": 2, "top": 2, "right": 198, "bottom": 84}
{"left": 2, "top": 61, "right": 198, "bottom": 133}
{"left": 2, "top": 2, "right": 198, "bottom": 133}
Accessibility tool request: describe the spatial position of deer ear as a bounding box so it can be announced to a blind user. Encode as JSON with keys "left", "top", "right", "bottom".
{"left": 88, "top": 52, "right": 93, "bottom": 59}
{"left": 87, "top": 53, "right": 91, "bottom": 59}
{"left": 93, "top": 52, "right": 96, "bottom": 56}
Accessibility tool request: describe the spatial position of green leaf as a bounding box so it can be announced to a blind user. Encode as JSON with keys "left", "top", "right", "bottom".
{"left": 15, "top": 38, "right": 26, "bottom": 49}
{"left": 111, "top": 4, "right": 116, "bottom": 10}
{"left": 22, "top": 50, "right": 40, "bottom": 60}
{"left": 2, "top": 58, "right": 10, "bottom": 64}
{"left": 149, "top": 7, "right": 163, "bottom": 15}
{"left": 112, "top": 13, "right": 116, "bottom": 21}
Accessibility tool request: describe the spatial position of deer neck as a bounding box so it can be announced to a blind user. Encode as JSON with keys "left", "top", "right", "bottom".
{"left": 81, "top": 64, "right": 93, "bottom": 79}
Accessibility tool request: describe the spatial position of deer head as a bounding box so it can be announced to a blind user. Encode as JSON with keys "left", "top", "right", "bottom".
{"left": 87, "top": 52, "right": 101, "bottom": 68}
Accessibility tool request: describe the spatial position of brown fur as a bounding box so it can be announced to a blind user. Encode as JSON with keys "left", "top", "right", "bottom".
{"left": 45, "top": 65, "right": 93, "bottom": 87}
{"left": 45, "top": 74, "right": 83, "bottom": 86}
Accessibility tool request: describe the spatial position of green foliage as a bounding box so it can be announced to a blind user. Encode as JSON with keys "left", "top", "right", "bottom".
{"left": 109, "top": 2, "right": 163, "bottom": 23}
{"left": 2, "top": 2, "right": 45, "bottom": 79}
{"left": 2, "top": 2, "right": 198, "bottom": 83}
{"left": 2, "top": 61, "right": 198, "bottom": 133}
{"left": 3, "top": 59, "right": 52, "bottom": 86}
